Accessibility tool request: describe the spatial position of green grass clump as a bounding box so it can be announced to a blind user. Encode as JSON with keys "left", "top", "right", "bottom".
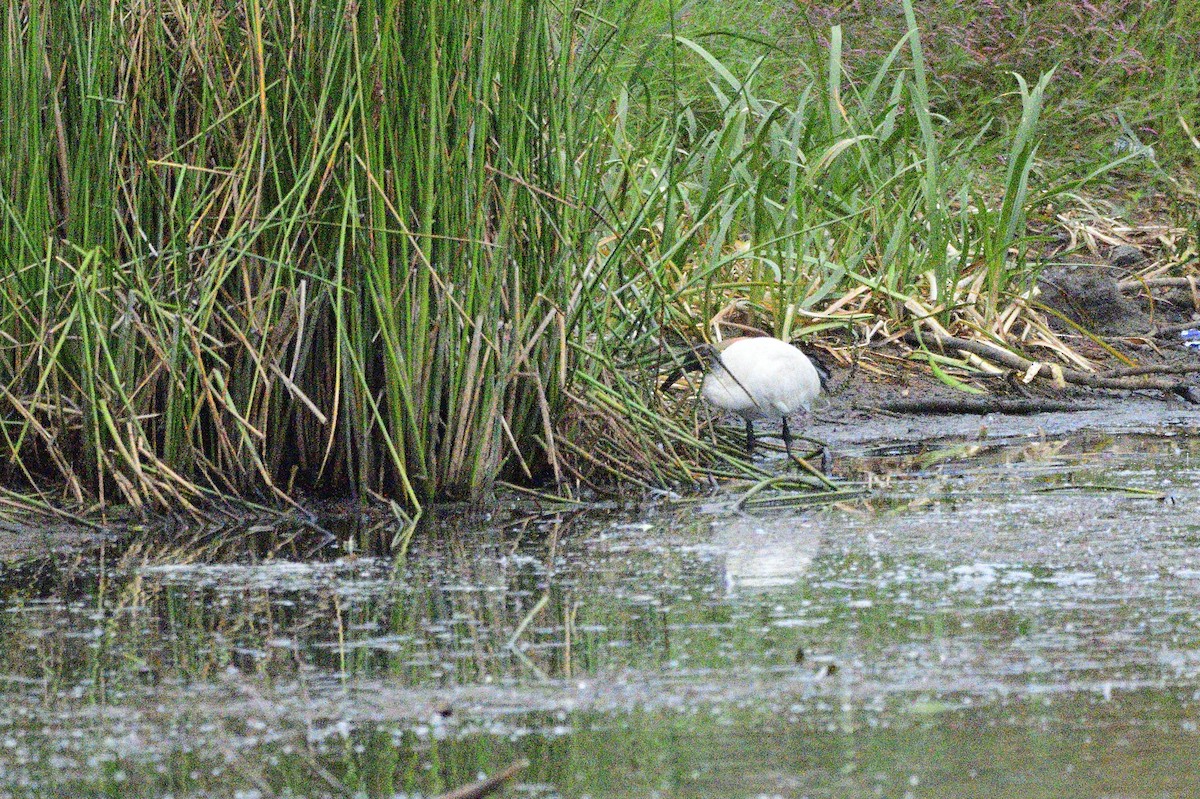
{"left": 565, "top": 1, "right": 1189, "bottom": 480}
{"left": 608, "top": 0, "right": 1200, "bottom": 176}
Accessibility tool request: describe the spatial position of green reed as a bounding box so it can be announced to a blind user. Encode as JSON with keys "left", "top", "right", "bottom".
{"left": 0, "top": 0, "right": 626, "bottom": 511}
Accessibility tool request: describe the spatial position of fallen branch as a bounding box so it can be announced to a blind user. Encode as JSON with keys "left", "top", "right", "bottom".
{"left": 1104, "top": 361, "right": 1200, "bottom": 378}
{"left": 874, "top": 398, "right": 1100, "bottom": 415}
{"left": 436, "top": 759, "right": 530, "bottom": 799}
{"left": 1152, "top": 320, "right": 1200, "bottom": 337}
{"left": 903, "top": 330, "right": 1200, "bottom": 403}
{"left": 1118, "top": 276, "right": 1200, "bottom": 291}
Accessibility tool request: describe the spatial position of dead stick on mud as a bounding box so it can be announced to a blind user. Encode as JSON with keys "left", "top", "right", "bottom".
{"left": 1104, "top": 362, "right": 1200, "bottom": 378}
{"left": 435, "top": 759, "right": 530, "bottom": 799}
{"left": 1118, "top": 276, "right": 1200, "bottom": 291}
{"left": 873, "top": 398, "right": 1101, "bottom": 415}
{"left": 1151, "top": 320, "right": 1200, "bottom": 337}
{"left": 903, "top": 331, "right": 1200, "bottom": 402}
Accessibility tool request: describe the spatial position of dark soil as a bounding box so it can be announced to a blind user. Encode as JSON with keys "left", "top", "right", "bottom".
{"left": 0, "top": 519, "right": 108, "bottom": 570}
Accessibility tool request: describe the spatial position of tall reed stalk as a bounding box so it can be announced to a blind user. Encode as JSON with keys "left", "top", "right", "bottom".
{"left": 0, "top": 0, "right": 613, "bottom": 512}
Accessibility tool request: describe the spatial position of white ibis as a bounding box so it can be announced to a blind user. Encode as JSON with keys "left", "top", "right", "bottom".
{"left": 662, "top": 336, "right": 827, "bottom": 464}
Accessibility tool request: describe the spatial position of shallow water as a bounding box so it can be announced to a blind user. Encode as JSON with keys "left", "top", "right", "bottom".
{"left": 2, "top": 429, "right": 1200, "bottom": 797}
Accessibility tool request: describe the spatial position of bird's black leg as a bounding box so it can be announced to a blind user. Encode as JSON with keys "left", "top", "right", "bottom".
{"left": 819, "top": 443, "right": 832, "bottom": 472}
{"left": 783, "top": 417, "right": 837, "bottom": 488}
{"left": 744, "top": 418, "right": 755, "bottom": 456}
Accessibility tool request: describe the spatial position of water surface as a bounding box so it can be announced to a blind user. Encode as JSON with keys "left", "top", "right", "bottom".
{"left": 2, "top": 429, "right": 1199, "bottom": 797}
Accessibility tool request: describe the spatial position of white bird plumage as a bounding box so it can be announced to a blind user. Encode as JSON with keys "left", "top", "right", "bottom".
{"left": 701, "top": 336, "right": 822, "bottom": 423}
{"left": 663, "top": 335, "right": 826, "bottom": 464}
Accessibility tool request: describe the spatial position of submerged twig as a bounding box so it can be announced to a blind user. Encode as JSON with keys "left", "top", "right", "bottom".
{"left": 735, "top": 477, "right": 862, "bottom": 510}
{"left": 788, "top": 453, "right": 837, "bottom": 489}
{"left": 435, "top": 759, "right": 530, "bottom": 799}
{"left": 506, "top": 592, "right": 550, "bottom": 650}
{"left": 1035, "top": 484, "right": 1168, "bottom": 499}
{"left": 733, "top": 470, "right": 856, "bottom": 508}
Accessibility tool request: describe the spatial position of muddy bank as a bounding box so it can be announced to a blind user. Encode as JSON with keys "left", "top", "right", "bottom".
{"left": 0, "top": 518, "right": 112, "bottom": 569}
{"left": 814, "top": 371, "right": 1199, "bottom": 454}
{"left": 808, "top": 244, "right": 1200, "bottom": 449}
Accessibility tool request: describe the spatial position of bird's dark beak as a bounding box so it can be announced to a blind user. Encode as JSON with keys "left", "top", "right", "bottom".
{"left": 659, "top": 344, "right": 717, "bottom": 392}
